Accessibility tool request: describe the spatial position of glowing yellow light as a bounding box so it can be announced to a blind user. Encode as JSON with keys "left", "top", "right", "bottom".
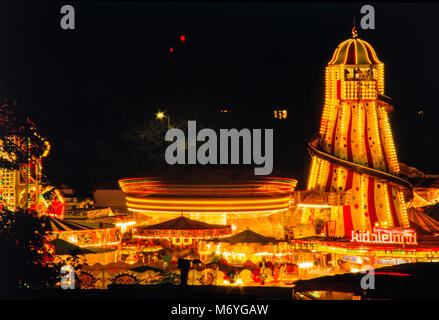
{"left": 126, "top": 196, "right": 290, "bottom": 205}
{"left": 156, "top": 112, "right": 165, "bottom": 119}
{"left": 297, "top": 204, "right": 332, "bottom": 208}
{"left": 127, "top": 208, "right": 287, "bottom": 216}
{"left": 307, "top": 156, "right": 318, "bottom": 189}
{"left": 360, "top": 175, "right": 366, "bottom": 232}
{"left": 115, "top": 221, "right": 136, "bottom": 232}
{"left": 126, "top": 202, "right": 289, "bottom": 211}
{"left": 298, "top": 262, "right": 313, "bottom": 268}
{"left": 133, "top": 233, "right": 231, "bottom": 240}
{"left": 398, "top": 191, "right": 410, "bottom": 228}
{"left": 382, "top": 184, "right": 393, "bottom": 227}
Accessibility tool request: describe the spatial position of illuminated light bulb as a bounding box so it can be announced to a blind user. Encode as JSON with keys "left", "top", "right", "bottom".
{"left": 156, "top": 112, "right": 165, "bottom": 119}
{"left": 298, "top": 262, "right": 313, "bottom": 268}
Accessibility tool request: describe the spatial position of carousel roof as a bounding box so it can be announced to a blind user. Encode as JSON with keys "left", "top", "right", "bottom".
{"left": 137, "top": 216, "right": 227, "bottom": 230}
{"left": 207, "top": 229, "right": 276, "bottom": 244}
{"left": 328, "top": 27, "right": 382, "bottom": 65}
{"left": 134, "top": 216, "right": 232, "bottom": 239}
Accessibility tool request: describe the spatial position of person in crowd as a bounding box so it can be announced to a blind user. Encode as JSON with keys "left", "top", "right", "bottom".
{"left": 273, "top": 262, "right": 280, "bottom": 282}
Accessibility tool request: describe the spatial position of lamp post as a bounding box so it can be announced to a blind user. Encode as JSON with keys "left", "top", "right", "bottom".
{"left": 156, "top": 112, "right": 170, "bottom": 130}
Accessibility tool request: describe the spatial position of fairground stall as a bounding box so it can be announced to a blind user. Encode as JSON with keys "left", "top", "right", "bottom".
{"left": 44, "top": 216, "right": 122, "bottom": 248}
{"left": 47, "top": 238, "right": 118, "bottom": 265}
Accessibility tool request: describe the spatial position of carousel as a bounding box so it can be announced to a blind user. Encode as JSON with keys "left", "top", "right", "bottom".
{"left": 119, "top": 169, "right": 297, "bottom": 238}
{"left": 133, "top": 215, "right": 232, "bottom": 248}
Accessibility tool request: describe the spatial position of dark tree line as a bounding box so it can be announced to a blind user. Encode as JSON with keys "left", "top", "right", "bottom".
{"left": 0, "top": 98, "right": 70, "bottom": 295}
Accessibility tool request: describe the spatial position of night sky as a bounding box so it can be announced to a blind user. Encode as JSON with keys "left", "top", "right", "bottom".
{"left": 0, "top": 2, "right": 438, "bottom": 196}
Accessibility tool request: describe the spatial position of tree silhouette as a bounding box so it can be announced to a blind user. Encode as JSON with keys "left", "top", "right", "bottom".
{"left": 0, "top": 97, "right": 64, "bottom": 296}
{"left": 123, "top": 104, "right": 226, "bottom": 171}
{"left": 0, "top": 98, "right": 49, "bottom": 171}
{"left": 0, "top": 208, "right": 61, "bottom": 295}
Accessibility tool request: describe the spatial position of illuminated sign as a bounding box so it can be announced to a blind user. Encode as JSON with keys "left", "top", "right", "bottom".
{"left": 351, "top": 227, "right": 417, "bottom": 245}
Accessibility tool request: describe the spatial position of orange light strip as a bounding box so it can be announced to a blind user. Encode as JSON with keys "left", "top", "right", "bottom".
{"left": 339, "top": 102, "right": 346, "bottom": 151}
{"left": 121, "top": 186, "right": 294, "bottom": 194}
{"left": 360, "top": 175, "right": 367, "bottom": 232}
{"left": 307, "top": 156, "right": 318, "bottom": 190}
{"left": 378, "top": 107, "right": 399, "bottom": 174}
{"left": 398, "top": 190, "right": 410, "bottom": 228}
{"left": 382, "top": 183, "right": 393, "bottom": 227}
{"left": 377, "top": 64, "right": 384, "bottom": 94}
{"left": 127, "top": 208, "right": 287, "bottom": 215}
{"left": 133, "top": 233, "right": 231, "bottom": 240}
{"left": 80, "top": 241, "right": 121, "bottom": 248}
{"left": 358, "top": 101, "right": 364, "bottom": 157}
{"left": 320, "top": 68, "right": 331, "bottom": 136}
{"left": 316, "top": 157, "right": 326, "bottom": 189}
{"left": 298, "top": 204, "right": 332, "bottom": 208}
{"left": 125, "top": 196, "right": 290, "bottom": 204}
{"left": 126, "top": 202, "right": 289, "bottom": 211}
{"left": 354, "top": 39, "right": 358, "bottom": 64}
{"left": 371, "top": 101, "right": 383, "bottom": 162}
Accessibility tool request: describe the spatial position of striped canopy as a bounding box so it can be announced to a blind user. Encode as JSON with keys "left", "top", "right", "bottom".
{"left": 328, "top": 37, "right": 382, "bottom": 65}
{"left": 49, "top": 238, "right": 115, "bottom": 255}
{"left": 44, "top": 216, "right": 94, "bottom": 232}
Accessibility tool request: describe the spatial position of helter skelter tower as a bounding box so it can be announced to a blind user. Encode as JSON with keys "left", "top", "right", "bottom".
{"left": 307, "top": 27, "right": 412, "bottom": 237}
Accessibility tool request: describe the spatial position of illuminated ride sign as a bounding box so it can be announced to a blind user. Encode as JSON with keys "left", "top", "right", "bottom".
{"left": 351, "top": 227, "right": 417, "bottom": 245}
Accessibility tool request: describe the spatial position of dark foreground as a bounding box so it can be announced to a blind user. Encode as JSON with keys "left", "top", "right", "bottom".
{"left": 4, "top": 263, "right": 439, "bottom": 300}
{"left": 1, "top": 284, "right": 293, "bottom": 300}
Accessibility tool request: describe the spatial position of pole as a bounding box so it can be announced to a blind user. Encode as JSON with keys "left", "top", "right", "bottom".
{"left": 25, "top": 140, "right": 29, "bottom": 210}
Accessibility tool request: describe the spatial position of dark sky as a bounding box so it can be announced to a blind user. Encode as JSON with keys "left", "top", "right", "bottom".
{"left": 0, "top": 2, "right": 438, "bottom": 195}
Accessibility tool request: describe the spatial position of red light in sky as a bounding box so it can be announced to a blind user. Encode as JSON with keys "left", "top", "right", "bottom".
{"left": 169, "top": 48, "right": 174, "bottom": 53}
{"left": 180, "top": 35, "right": 186, "bottom": 42}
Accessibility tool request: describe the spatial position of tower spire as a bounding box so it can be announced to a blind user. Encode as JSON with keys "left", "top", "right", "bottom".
{"left": 352, "top": 17, "right": 358, "bottom": 38}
